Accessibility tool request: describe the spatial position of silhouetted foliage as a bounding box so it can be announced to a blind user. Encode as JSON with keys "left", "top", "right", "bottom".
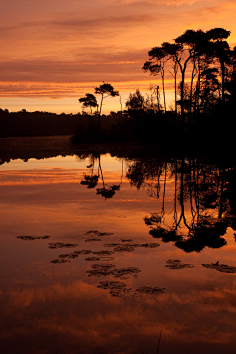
{"left": 126, "top": 89, "right": 145, "bottom": 110}
{"left": 143, "top": 27, "right": 235, "bottom": 131}
{"left": 126, "top": 155, "right": 236, "bottom": 253}
{"left": 0, "top": 109, "right": 83, "bottom": 137}
{"left": 79, "top": 154, "right": 122, "bottom": 199}
{"left": 1, "top": 28, "right": 236, "bottom": 151}
{"left": 78, "top": 93, "right": 98, "bottom": 114}
{"left": 94, "top": 82, "right": 119, "bottom": 114}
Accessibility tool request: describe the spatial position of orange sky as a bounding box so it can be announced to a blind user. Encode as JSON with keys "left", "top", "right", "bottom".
{"left": 1, "top": 0, "right": 236, "bottom": 113}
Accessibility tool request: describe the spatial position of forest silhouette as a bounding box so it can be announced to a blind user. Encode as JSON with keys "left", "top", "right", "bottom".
{"left": 1, "top": 27, "right": 236, "bottom": 153}
{"left": 72, "top": 27, "right": 236, "bottom": 150}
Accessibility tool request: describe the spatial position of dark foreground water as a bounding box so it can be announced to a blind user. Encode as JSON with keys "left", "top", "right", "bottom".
{"left": 1, "top": 136, "right": 236, "bottom": 354}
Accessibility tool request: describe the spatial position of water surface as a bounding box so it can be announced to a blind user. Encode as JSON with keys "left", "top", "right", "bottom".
{"left": 1, "top": 137, "right": 236, "bottom": 354}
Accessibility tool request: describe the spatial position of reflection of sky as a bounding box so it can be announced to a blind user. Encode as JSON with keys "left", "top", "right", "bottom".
{"left": 1, "top": 154, "right": 236, "bottom": 353}
{"left": 0, "top": 153, "right": 122, "bottom": 171}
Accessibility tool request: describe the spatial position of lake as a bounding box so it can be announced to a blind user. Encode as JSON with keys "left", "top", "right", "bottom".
{"left": 1, "top": 136, "right": 236, "bottom": 354}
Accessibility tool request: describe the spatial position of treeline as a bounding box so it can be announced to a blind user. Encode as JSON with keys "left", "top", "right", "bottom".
{"left": 78, "top": 28, "right": 236, "bottom": 118}
{"left": 142, "top": 27, "right": 236, "bottom": 122}
{"left": 0, "top": 109, "right": 85, "bottom": 137}
{"left": 73, "top": 27, "right": 236, "bottom": 148}
{"left": 1, "top": 27, "right": 236, "bottom": 146}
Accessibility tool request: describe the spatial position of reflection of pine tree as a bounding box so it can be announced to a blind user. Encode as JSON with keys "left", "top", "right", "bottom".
{"left": 96, "top": 155, "right": 122, "bottom": 200}
{"left": 80, "top": 155, "right": 99, "bottom": 189}
{"left": 127, "top": 156, "right": 234, "bottom": 252}
{"left": 126, "top": 158, "right": 164, "bottom": 194}
{"left": 80, "top": 153, "right": 123, "bottom": 200}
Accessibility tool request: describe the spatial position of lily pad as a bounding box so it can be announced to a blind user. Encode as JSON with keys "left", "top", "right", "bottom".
{"left": 48, "top": 242, "right": 79, "bottom": 249}
{"left": 59, "top": 253, "right": 79, "bottom": 259}
{"left": 97, "top": 280, "right": 132, "bottom": 297}
{"left": 136, "top": 286, "right": 165, "bottom": 294}
{"left": 85, "top": 257, "right": 100, "bottom": 261}
{"left": 50, "top": 258, "right": 70, "bottom": 264}
{"left": 17, "top": 235, "right": 50, "bottom": 240}
{"left": 202, "top": 262, "right": 236, "bottom": 273}
{"left": 103, "top": 243, "right": 120, "bottom": 247}
{"left": 139, "top": 243, "right": 160, "bottom": 248}
{"left": 93, "top": 250, "right": 115, "bottom": 255}
{"left": 113, "top": 244, "right": 137, "bottom": 252}
{"left": 83, "top": 230, "right": 114, "bottom": 238}
{"left": 165, "top": 260, "right": 194, "bottom": 269}
{"left": 118, "top": 239, "right": 133, "bottom": 242}
{"left": 85, "top": 238, "right": 102, "bottom": 242}
{"left": 97, "top": 280, "right": 126, "bottom": 290}
{"left": 112, "top": 267, "right": 141, "bottom": 279}
{"left": 86, "top": 263, "right": 116, "bottom": 277}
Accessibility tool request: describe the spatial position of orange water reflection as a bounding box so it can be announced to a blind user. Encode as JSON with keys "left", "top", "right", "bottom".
{"left": 1, "top": 146, "right": 236, "bottom": 353}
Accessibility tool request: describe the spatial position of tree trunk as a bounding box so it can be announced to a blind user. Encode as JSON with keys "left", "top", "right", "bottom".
{"left": 161, "top": 63, "right": 166, "bottom": 113}
{"left": 98, "top": 94, "right": 104, "bottom": 132}
{"left": 180, "top": 69, "right": 185, "bottom": 128}
{"left": 189, "top": 58, "right": 196, "bottom": 126}
{"left": 221, "top": 60, "right": 225, "bottom": 106}
{"left": 174, "top": 68, "right": 177, "bottom": 116}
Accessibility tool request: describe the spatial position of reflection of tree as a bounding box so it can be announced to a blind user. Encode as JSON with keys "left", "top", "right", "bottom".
{"left": 127, "top": 156, "right": 236, "bottom": 252}
{"left": 81, "top": 174, "right": 99, "bottom": 189}
{"left": 96, "top": 155, "right": 122, "bottom": 200}
{"left": 80, "top": 154, "right": 123, "bottom": 200}
{"left": 80, "top": 155, "right": 99, "bottom": 189}
{"left": 126, "top": 158, "right": 164, "bottom": 195}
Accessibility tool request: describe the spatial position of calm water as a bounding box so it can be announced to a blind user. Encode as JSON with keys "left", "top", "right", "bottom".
{"left": 1, "top": 137, "right": 236, "bottom": 354}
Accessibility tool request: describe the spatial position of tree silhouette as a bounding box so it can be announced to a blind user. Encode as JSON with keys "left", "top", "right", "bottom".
{"left": 206, "top": 28, "right": 231, "bottom": 106}
{"left": 126, "top": 89, "right": 145, "bottom": 110}
{"left": 174, "top": 30, "right": 207, "bottom": 123}
{"left": 94, "top": 82, "right": 119, "bottom": 132}
{"left": 197, "top": 68, "right": 221, "bottom": 114}
{"left": 78, "top": 93, "right": 98, "bottom": 114}
{"left": 143, "top": 45, "right": 174, "bottom": 113}
{"left": 143, "top": 28, "right": 232, "bottom": 129}
{"left": 149, "top": 84, "right": 162, "bottom": 111}
{"left": 225, "top": 47, "right": 236, "bottom": 104}
{"left": 94, "top": 82, "right": 119, "bottom": 115}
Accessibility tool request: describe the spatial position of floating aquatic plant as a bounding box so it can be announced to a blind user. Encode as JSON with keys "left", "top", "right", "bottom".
{"left": 17, "top": 235, "right": 50, "bottom": 240}
{"left": 85, "top": 257, "right": 101, "bottom": 261}
{"left": 50, "top": 258, "right": 70, "bottom": 264}
{"left": 48, "top": 242, "right": 79, "bottom": 249}
{"left": 165, "top": 259, "right": 194, "bottom": 269}
{"left": 113, "top": 244, "right": 137, "bottom": 252}
{"left": 85, "top": 238, "right": 102, "bottom": 242}
{"left": 97, "top": 280, "right": 132, "bottom": 297}
{"left": 82, "top": 230, "right": 114, "bottom": 238}
{"left": 138, "top": 243, "right": 160, "bottom": 248}
{"left": 59, "top": 253, "right": 79, "bottom": 259}
{"left": 118, "top": 239, "right": 134, "bottom": 242}
{"left": 86, "top": 263, "right": 141, "bottom": 279}
{"left": 202, "top": 262, "right": 236, "bottom": 273}
{"left": 93, "top": 250, "right": 115, "bottom": 255}
{"left": 136, "top": 286, "right": 165, "bottom": 294}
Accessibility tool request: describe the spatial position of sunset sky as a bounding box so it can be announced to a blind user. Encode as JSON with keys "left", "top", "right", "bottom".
{"left": 1, "top": 0, "right": 236, "bottom": 114}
